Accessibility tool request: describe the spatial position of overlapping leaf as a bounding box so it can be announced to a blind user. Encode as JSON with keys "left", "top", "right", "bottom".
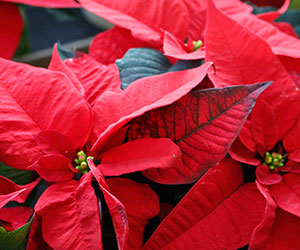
{"left": 142, "top": 158, "right": 265, "bottom": 250}
{"left": 230, "top": 5, "right": 300, "bottom": 71}
{"left": 78, "top": 0, "right": 189, "bottom": 44}
{"left": 91, "top": 62, "right": 213, "bottom": 153}
{"left": 89, "top": 27, "right": 150, "bottom": 65}
{"left": 0, "top": 217, "right": 32, "bottom": 250}
{"left": 34, "top": 175, "right": 101, "bottom": 250}
{"left": 0, "top": 176, "right": 40, "bottom": 208}
{"left": 127, "top": 82, "right": 271, "bottom": 184}
{"left": 249, "top": 182, "right": 300, "bottom": 249}
{"left": 205, "top": 0, "right": 295, "bottom": 105}
{"left": 0, "top": 59, "right": 92, "bottom": 169}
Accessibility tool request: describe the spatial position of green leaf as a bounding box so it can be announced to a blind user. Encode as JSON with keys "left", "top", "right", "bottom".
{"left": 0, "top": 217, "right": 32, "bottom": 250}
{"left": 0, "top": 162, "right": 34, "bottom": 185}
{"left": 116, "top": 48, "right": 203, "bottom": 90}
{"left": 57, "top": 42, "right": 75, "bottom": 61}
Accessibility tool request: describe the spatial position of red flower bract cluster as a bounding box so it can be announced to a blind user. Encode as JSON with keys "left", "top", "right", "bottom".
{"left": 0, "top": 0, "right": 300, "bottom": 249}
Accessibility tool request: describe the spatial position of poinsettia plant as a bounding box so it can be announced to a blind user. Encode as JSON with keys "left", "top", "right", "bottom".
{"left": 1, "top": 0, "right": 300, "bottom": 249}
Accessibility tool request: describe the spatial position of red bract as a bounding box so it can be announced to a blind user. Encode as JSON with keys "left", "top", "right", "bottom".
{"left": 205, "top": 0, "right": 295, "bottom": 105}
{"left": 143, "top": 158, "right": 266, "bottom": 249}
{"left": 126, "top": 82, "right": 271, "bottom": 184}
{"left": 0, "top": 53, "right": 213, "bottom": 248}
{"left": 0, "top": 2, "right": 23, "bottom": 59}
{"left": 0, "top": 176, "right": 40, "bottom": 208}
{"left": 106, "top": 178, "right": 160, "bottom": 250}
{"left": 78, "top": 0, "right": 189, "bottom": 45}
{"left": 0, "top": 206, "right": 33, "bottom": 231}
{"left": 230, "top": 93, "right": 300, "bottom": 186}
{"left": 249, "top": 181, "right": 300, "bottom": 249}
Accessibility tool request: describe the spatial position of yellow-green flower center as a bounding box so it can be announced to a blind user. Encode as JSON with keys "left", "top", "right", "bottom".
{"left": 74, "top": 150, "right": 94, "bottom": 174}
{"left": 192, "top": 40, "right": 203, "bottom": 51}
{"left": 263, "top": 152, "right": 284, "bottom": 171}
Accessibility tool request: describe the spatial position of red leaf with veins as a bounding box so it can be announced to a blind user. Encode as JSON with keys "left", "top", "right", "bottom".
{"left": 34, "top": 175, "right": 101, "bottom": 250}
{"left": 78, "top": 0, "right": 189, "bottom": 44}
{"left": 0, "top": 176, "right": 40, "bottom": 208}
{"left": 0, "top": 59, "right": 92, "bottom": 169}
{"left": 205, "top": 0, "right": 295, "bottom": 105}
{"left": 142, "top": 158, "right": 265, "bottom": 250}
{"left": 91, "top": 62, "right": 213, "bottom": 153}
{"left": 127, "top": 82, "right": 271, "bottom": 184}
{"left": 231, "top": 10, "right": 300, "bottom": 71}
{"left": 0, "top": 2, "right": 23, "bottom": 59}
{"left": 107, "top": 178, "right": 159, "bottom": 250}
{"left": 64, "top": 53, "right": 121, "bottom": 107}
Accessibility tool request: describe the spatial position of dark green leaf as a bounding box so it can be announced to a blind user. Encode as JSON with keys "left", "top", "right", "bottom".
{"left": 0, "top": 217, "right": 32, "bottom": 250}
{"left": 168, "top": 59, "right": 203, "bottom": 72}
{"left": 57, "top": 42, "right": 75, "bottom": 61}
{"left": 116, "top": 48, "right": 204, "bottom": 90}
{"left": 116, "top": 48, "right": 172, "bottom": 90}
{"left": 0, "top": 162, "right": 34, "bottom": 185}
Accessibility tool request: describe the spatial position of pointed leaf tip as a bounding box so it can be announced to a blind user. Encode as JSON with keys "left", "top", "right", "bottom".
{"left": 127, "top": 81, "right": 272, "bottom": 184}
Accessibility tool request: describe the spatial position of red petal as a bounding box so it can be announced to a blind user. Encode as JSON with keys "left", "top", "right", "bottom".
{"left": 100, "top": 138, "right": 183, "bottom": 178}
{"left": 143, "top": 158, "right": 265, "bottom": 250}
{"left": 0, "top": 59, "right": 93, "bottom": 169}
{"left": 64, "top": 53, "right": 122, "bottom": 106}
{"left": 89, "top": 161, "right": 129, "bottom": 250}
{"left": 0, "top": 176, "right": 40, "bottom": 208}
{"left": 250, "top": 181, "right": 300, "bottom": 249}
{"left": 48, "top": 43, "right": 84, "bottom": 95}
{"left": 163, "top": 31, "right": 205, "bottom": 60}
{"left": 283, "top": 116, "right": 300, "bottom": 157}
{"left": 284, "top": 161, "right": 300, "bottom": 173}
{"left": 0, "top": 2, "right": 23, "bottom": 59}
{"left": 232, "top": 12, "right": 300, "bottom": 71}
{"left": 257, "top": 0, "right": 290, "bottom": 22}
{"left": 27, "top": 214, "right": 52, "bottom": 250}
{"left": 1, "top": 0, "right": 79, "bottom": 7}
{"left": 35, "top": 176, "right": 101, "bottom": 250}
{"left": 91, "top": 62, "right": 213, "bottom": 154}
{"left": 238, "top": 120, "right": 257, "bottom": 153}
{"left": 250, "top": 99, "right": 279, "bottom": 156}
{"left": 270, "top": 173, "right": 300, "bottom": 217}
{"left": 127, "top": 82, "right": 270, "bottom": 184}
{"left": 34, "top": 130, "right": 75, "bottom": 158}
{"left": 0, "top": 206, "right": 32, "bottom": 231}
{"left": 229, "top": 138, "right": 260, "bottom": 166}
{"left": 32, "top": 155, "right": 74, "bottom": 183}
{"left": 273, "top": 90, "right": 300, "bottom": 140}
{"left": 107, "top": 178, "right": 159, "bottom": 250}
{"left": 256, "top": 165, "right": 282, "bottom": 185}
{"left": 90, "top": 27, "right": 150, "bottom": 65}
{"left": 205, "top": 0, "right": 295, "bottom": 105}
{"left": 78, "top": 0, "right": 189, "bottom": 44}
